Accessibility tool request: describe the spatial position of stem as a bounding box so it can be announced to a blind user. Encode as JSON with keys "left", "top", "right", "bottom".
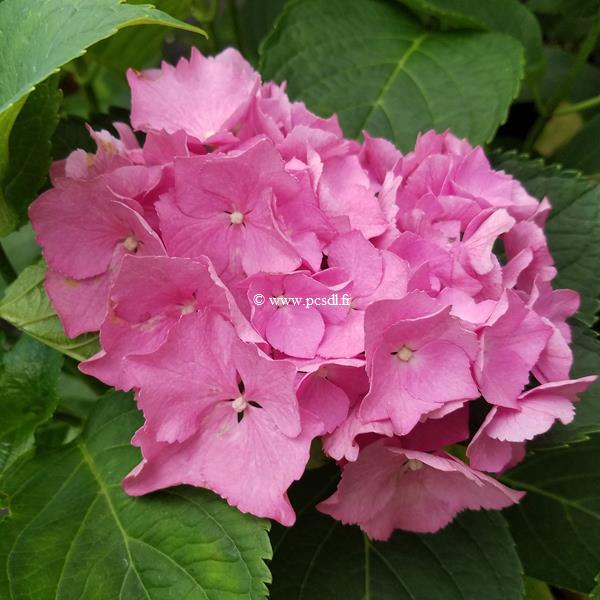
{"left": 555, "top": 93, "right": 600, "bottom": 116}
{"left": 523, "top": 3, "right": 600, "bottom": 153}
{"left": 530, "top": 81, "right": 547, "bottom": 117}
{"left": 0, "top": 242, "right": 17, "bottom": 285}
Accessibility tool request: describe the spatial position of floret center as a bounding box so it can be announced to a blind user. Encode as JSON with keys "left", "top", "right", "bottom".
{"left": 406, "top": 459, "right": 423, "bottom": 471}
{"left": 230, "top": 211, "right": 244, "bottom": 225}
{"left": 231, "top": 396, "right": 248, "bottom": 413}
{"left": 180, "top": 301, "right": 195, "bottom": 315}
{"left": 123, "top": 236, "right": 139, "bottom": 252}
{"left": 395, "top": 346, "right": 414, "bottom": 362}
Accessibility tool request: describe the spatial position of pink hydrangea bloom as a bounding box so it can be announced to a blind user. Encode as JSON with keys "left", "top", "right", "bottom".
{"left": 30, "top": 179, "right": 165, "bottom": 336}
{"left": 157, "top": 136, "right": 301, "bottom": 279}
{"left": 468, "top": 376, "right": 597, "bottom": 472}
{"left": 128, "top": 48, "right": 259, "bottom": 144}
{"left": 123, "top": 311, "right": 304, "bottom": 525}
{"left": 318, "top": 440, "right": 524, "bottom": 539}
{"left": 28, "top": 46, "right": 596, "bottom": 537}
{"left": 360, "top": 293, "right": 479, "bottom": 434}
{"left": 80, "top": 254, "right": 260, "bottom": 390}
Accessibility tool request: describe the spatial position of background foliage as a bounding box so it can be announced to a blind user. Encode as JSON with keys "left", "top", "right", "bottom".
{"left": 1, "top": 0, "right": 599, "bottom": 598}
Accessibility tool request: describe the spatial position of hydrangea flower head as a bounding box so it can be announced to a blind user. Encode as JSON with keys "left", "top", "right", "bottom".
{"left": 29, "top": 47, "right": 596, "bottom": 535}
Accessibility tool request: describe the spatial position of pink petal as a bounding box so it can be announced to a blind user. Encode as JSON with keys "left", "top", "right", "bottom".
{"left": 128, "top": 48, "right": 259, "bottom": 142}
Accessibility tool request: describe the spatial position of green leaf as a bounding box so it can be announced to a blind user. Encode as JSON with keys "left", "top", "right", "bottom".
{"left": 0, "top": 99, "right": 26, "bottom": 236}
{"left": 88, "top": 0, "right": 194, "bottom": 72}
{"left": 260, "top": 0, "right": 524, "bottom": 151}
{"left": 0, "top": 336, "right": 63, "bottom": 444}
{"left": 0, "top": 261, "right": 100, "bottom": 361}
{"left": 0, "top": 336, "right": 63, "bottom": 474}
{"left": 270, "top": 466, "right": 523, "bottom": 599}
{"left": 555, "top": 113, "right": 600, "bottom": 175}
{"left": 0, "top": 0, "right": 206, "bottom": 114}
{"left": 398, "top": 0, "right": 544, "bottom": 79}
{"left": 591, "top": 575, "right": 600, "bottom": 599}
{"left": 0, "top": 391, "right": 272, "bottom": 599}
{"left": 502, "top": 435, "right": 600, "bottom": 593}
{"left": 534, "top": 321, "right": 600, "bottom": 448}
{"left": 521, "top": 47, "right": 600, "bottom": 112}
{"left": 3, "top": 77, "right": 62, "bottom": 228}
{"left": 491, "top": 151, "right": 600, "bottom": 324}
{"left": 239, "top": 0, "right": 289, "bottom": 64}
{"left": 58, "top": 370, "right": 104, "bottom": 420}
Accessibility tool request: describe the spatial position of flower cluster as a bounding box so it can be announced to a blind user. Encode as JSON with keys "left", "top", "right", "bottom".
{"left": 30, "top": 48, "right": 595, "bottom": 539}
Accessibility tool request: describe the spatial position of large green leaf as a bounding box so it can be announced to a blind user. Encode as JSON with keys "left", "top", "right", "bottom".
{"left": 502, "top": 435, "right": 600, "bottom": 593}
{"left": 0, "top": 261, "right": 99, "bottom": 361}
{"left": 3, "top": 78, "right": 61, "bottom": 228}
{"left": 534, "top": 321, "right": 600, "bottom": 448}
{"left": 398, "top": 0, "right": 543, "bottom": 78}
{"left": 0, "top": 0, "right": 205, "bottom": 114}
{"left": 492, "top": 151, "right": 600, "bottom": 324}
{"left": 0, "top": 392, "right": 272, "bottom": 599}
{"left": 0, "top": 336, "right": 63, "bottom": 475}
{"left": 260, "top": 0, "right": 524, "bottom": 151}
{"left": 269, "top": 466, "right": 523, "bottom": 599}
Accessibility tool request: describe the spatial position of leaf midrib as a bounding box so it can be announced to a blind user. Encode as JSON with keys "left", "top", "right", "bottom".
{"left": 357, "top": 33, "right": 428, "bottom": 134}
{"left": 501, "top": 476, "right": 600, "bottom": 520}
{"left": 80, "top": 442, "right": 217, "bottom": 600}
{"left": 78, "top": 443, "right": 150, "bottom": 598}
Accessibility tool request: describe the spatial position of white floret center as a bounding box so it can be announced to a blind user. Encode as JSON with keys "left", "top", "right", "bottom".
{"left": 230, "top": 211, "right": 244, "bottom": 225}
{"left": 395, "top": 346, "right": 414, "bottom": 362}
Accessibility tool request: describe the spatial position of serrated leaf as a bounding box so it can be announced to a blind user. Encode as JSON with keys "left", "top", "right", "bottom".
{"left": 270, "top": 466, "right": 523, "bottom": 600}
{"left": 260, "top": 0, "right": 524, "bottom": 151}
{"left": 492, "top": 151, "right": 600, "bottom": 324}
{"left": 0, "top": 0, "right": 205, "bottom": 115}
{"left": 398, "top": 0, "right": 544, "bottom": 79}
{"left": 0, "top": 392, "right": 272, "bottom": 600}
{"left": 502, "top": 435, "right": 600, "bottom": 593}
{"left": 0, "top": 261, "right": 99, "bottom": 361}
{"left": 3, "top": 77, "right": 61, "bottom": 228}
{"left": 0, "top": 336, "right": 62, "bottom": 475}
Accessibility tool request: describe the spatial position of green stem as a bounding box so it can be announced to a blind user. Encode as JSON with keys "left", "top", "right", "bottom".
{"left": 555, "top": 93, "right": 600, "bottom": 116}
{"left": 0, "top": 242, "right": 17, "bottom": 285}
{"left": 523, "top": 3, "right": 600, "bottom": 153}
